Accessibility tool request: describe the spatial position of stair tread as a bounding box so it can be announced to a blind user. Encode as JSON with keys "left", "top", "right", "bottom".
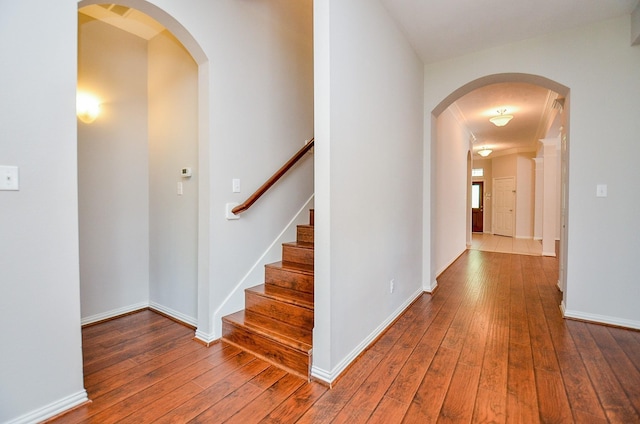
{"left": 283, "top": 241, "right": 314, "bottom": 250}
{"left": 247, "top": 284, "right": 314, "bottom": 310}
{"left": 266, "top": 261, "right": 314, "bottom": 275}
{"left": 223, "top": 310, "right": 312, "bottom": 352}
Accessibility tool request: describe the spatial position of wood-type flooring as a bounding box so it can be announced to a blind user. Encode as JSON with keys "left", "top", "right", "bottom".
{"left": 48, "top": 250, "right": 640, "bottom": 423}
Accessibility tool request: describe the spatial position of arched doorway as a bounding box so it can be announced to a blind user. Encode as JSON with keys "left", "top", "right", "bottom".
{"left": 430, "top": 73, "right": 570, "bottom": 308}
{"left": 77, "top": 0, "right": 211, "bottom": 337}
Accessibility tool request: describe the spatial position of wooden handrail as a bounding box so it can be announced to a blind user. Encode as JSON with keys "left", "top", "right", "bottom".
{"left": 232, "top": 138, "right": 314, "bottom": 215}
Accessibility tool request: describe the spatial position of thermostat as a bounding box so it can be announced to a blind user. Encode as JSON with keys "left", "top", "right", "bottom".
{"left": 180, "top": 167, "right": 192, "bottom": 178}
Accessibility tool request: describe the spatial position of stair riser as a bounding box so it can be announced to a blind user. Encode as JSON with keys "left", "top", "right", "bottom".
{"left": 222, "top": 321, "right": 310, "bottom": 378}
{"left": 282, "top": 245, "right": 314, "bottom": 266}
{"left": 297, "top": 226, "right": 314, "bottom": 244}
{"left": 245, "top": 292, "right": 314, "bottom": 330}
{"left": 265, "top": 266, "right": 314, "bottom": 294}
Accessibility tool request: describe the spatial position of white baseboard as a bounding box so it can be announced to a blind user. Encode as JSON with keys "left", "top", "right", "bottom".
{"left": 425, "top": 280, "right": 438, "bottom": 293}
{"left": 5, "top": 390, "right": 88, "bottom": 424}
{"left": 311, "top": 288, "right": 424, "bottom": 384}
{"left": 149, "top": 301, "right": 197, "bottom": 328}
{"left": 563, "top": 309, "right": 640, "bottom": 330}
{"left": 81, "top": 301, "right": 149, "bottom": 326}
{"left": 194, "top": 329, "right": 217, "bottom": 345}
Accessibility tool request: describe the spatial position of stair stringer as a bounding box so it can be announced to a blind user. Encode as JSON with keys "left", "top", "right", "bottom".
{"left": 212, "top": 195, "right": 314, "bottom": 338}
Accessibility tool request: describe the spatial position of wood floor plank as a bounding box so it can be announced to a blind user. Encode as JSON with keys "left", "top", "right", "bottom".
{"left": 153, "top": 358, "right": 271, "bottom": 423}
{"left": 258, "top": 379, "right": 327, "bottom": 423}
{"left": 402, "top": 346, "right": 460, "bottom": 423}
{"left": 224, "top": 373, "right": 306, "bottom": 423}
{"left": 607, "top": 326, "right": 640, "bottom": 373}
{"left": 188, "top": 366, "right": 287, "bottom": 423}
{"left": 588, "top": 324, "right": 640, "bottom": 414}
{"left": 472, "top": 387, "right": 506, "bottom": 424}
{"left": 437, "top": 361, "right": 482, "bottom": 423}
{"left": 568, "top": 320, "right": 640, "bottom": 423}
{"left": 73, "top": 345, "right": 240, "bottom": 423}
{"left": 115, "top": 348, "right": 253, "bottom": 424}
{"left": 88, "top": 336, "right": 209, "bottom": 398}
{"left": 534, "top": 368, "right": 574, "bottom": 423}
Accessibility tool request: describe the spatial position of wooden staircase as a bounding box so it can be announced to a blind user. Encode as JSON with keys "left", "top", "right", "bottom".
{"left": 222, "top": 210, "right": 314, "bottom": 379}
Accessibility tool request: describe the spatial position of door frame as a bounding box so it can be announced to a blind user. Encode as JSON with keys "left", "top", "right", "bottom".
{"left": 471, "top": 181, "right": 484, "bottom": 233}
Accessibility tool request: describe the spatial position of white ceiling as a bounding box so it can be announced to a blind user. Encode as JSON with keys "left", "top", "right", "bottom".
{"left": 381, "top": 0, "right": 638, "bottom": 159}
{"left": 381, "top": 0, "right": 638, "bottom": 65}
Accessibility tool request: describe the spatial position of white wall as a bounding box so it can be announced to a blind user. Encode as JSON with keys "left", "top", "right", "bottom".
{"left": 435, "top": 108, "right": 470, "bottom": 275}
{"left": 0, "top": 1, "right": 87, "bottom": 422}
{"left": 314, "top": 0, "right": 424, "bottom": 381}
{"left": 148, "top": 30, "right": 199, "bottom": 324}
{"left": 78, "top": 15, "right": 150, "bottom": 322}
{"left": 424, "top": 16, "right": 640, "bottom": 328}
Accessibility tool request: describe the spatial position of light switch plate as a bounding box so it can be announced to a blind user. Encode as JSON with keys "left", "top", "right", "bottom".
{"left": 232, "top": 179, "right": 240, "bottom": 193}
{"left": 596, "top": 184, "right": 607, "bottom": 198}
{"left": 0, "top": 166, "right": 19, "bottom": 190}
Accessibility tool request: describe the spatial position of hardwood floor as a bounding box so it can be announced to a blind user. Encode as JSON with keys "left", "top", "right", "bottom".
{"left": 48, "top": 250, "right": 640, "bottom": 423}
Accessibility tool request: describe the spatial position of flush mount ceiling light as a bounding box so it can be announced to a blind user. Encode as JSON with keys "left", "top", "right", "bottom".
{"left": 489, "top": 109, "right": 513, "bottom": 127}
{"left": 478, "top": 147, "right": 492, "bottom": 157}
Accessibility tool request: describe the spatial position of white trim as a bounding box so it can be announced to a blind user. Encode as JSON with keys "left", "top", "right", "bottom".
{"left": 311, "top": 288, "right": 424, "bottom": 384}
{"left": 81, "top": 301, "right": 148, "bottom": 326}
{"left": 542, "top": 250, "right": 557, "bottom": 257}
{"left": 149, "top": 301, "right": 197, "bottom": 327}
{"left": 5, "top": 390, "right": 88, "bottom": 424}
{"left": 425, "top": 280, "right": 438, "bottom": 293}
{"left": 563, "top": 309, "right": 640, "bottom": 330}
{"left": 194, "top": 329, "right": 217, "bottom": 345}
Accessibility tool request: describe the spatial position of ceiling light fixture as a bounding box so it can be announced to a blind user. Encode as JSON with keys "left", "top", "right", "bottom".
{"left": 489, "top": 109, "right": 513, "bottom": 127}
{"left": 478, "top": 147, "right": 492, "bottom": 157}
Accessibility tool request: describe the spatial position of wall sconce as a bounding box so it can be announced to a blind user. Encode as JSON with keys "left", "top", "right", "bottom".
{"left": 76, "top": 92, "right": 101, "bottom": 124}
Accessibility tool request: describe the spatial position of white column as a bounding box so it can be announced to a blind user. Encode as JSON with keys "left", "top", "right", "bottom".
{"left": 540, "top": 137, "right": 559, "bottom": 256}
{"left": 533, "top": 157, "right": 543, "bottom": 240}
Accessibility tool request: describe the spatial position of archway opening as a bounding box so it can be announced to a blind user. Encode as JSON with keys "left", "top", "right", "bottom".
{"left": 430, "top": 73, "right": 570, "bottom": 308}
{"left": 77, "top": 0, "right": 210, "bottom": 336}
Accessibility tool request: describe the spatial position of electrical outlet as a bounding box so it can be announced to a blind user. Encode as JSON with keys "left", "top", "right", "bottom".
{"left": 390, "top": 279, "right": 395, "bottom": 294}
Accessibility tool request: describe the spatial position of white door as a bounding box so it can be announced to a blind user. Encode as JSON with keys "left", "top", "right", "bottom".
{"left": 493, "top": 177, "right": 515, "bottom": 237}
